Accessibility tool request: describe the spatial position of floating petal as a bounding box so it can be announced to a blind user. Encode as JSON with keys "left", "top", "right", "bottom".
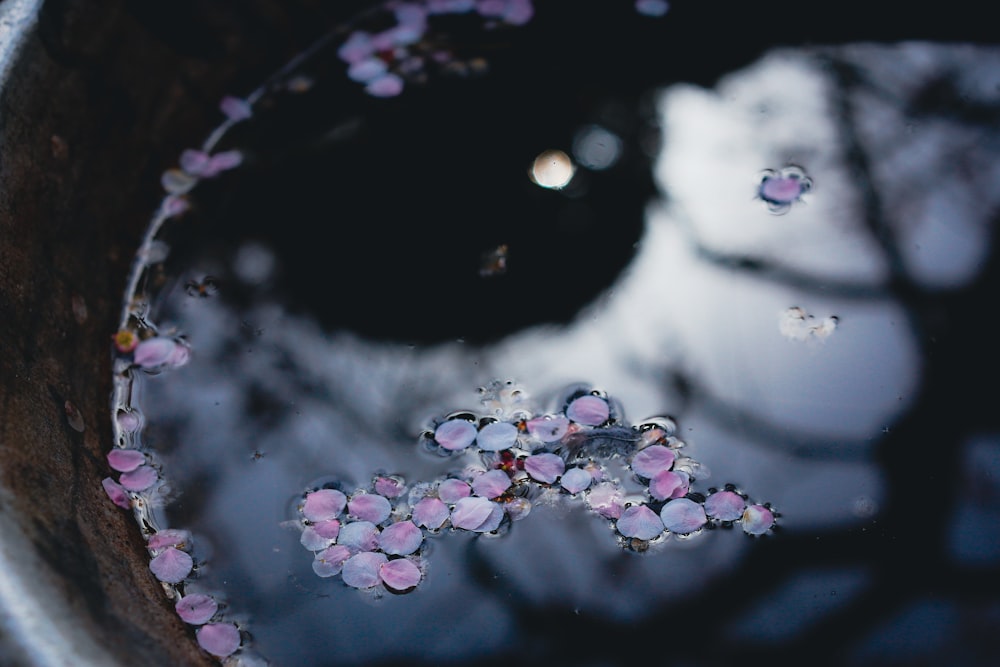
{"left": 302, "top": 489, "right": 347, "bottom": 522}
{"left": 374, "top": 476, "right": 405, "bottom": 498}
{"left": 648, "top": 470, "right": 688, "bottom": 501}
{"left": 380, "top": 558, "right": 422, "bottom": 591}
{"left": 471, "top": 469, "right": 511, "bottom": 499}
{"left": 133, "top": 337, "right": 179, "bottom": 369}
{"left": 175, "top": 594, "right": 217, "bottom": 625}
{"left": 180, "top": 149, "right": 211, "bottom": 175}
{"left": 196, "top": 623, "right": 241, "bottom": 658}
{"left": 342, "top": 552, "right": 388, "bottom": 589}
{"left": 631, "top": 445, "right": 675, "bottom": 479}
{"left": 149, "top": 547, "right": 193, "bottom": 584}
{"left": 434, "top": 420, "right": 477, "bottom": 451}
{"left": 660, "top": 498, "right": 707, "bottom": 535}
{"left": 559, "top": 467, "right": 592, "bottom": 494}
{"left": 348, "top": 493, "right": 392, "bottom": 524}
{"left": 524, "top": 453, "right": 565, "bottom": 483}
{"left": 566, "top": 395, "right": 610, "bottom": 426}
{"left": 705, "top": 490, "right": 746, "bottom": 521}
{"left": 313, "top": 545, "right": 351, "bottom": 577}
{"left": 378, "top": 520, "right": 423, "bottom": 555}
{"left": 219, "top": 95, "right": 252, "bottom": 121}
{"left": 411, "top": 497, "right": 450, "bottom": 529}
{"left": 587, "top": 482, "right": 624, "bottom": 519}
{"left": 206, "top": 150, "right": 243, "bottom": 174}
{"left": 107, "top": 448, "right": 145, "bottom": 473}
{"left": 300, "top": 524, "right": 335, "bottom": 551}
{"left": 616, "top": 504, "right": 665, "bottom": 540}
{"left": 347, "top": 57, "right": 387, "bottom": 83}
{"left": 526, "top": 416, "right": 570, "bottom": 442}
{"left": 438, "top": 478, "right": 471, "bottom": 503}
{"left": 119, "top": 465, "right": 158, "bottom": 492}
{"left": 102, "top": 477, "right": 131, "bottom": 509}
{"left": 450, "top": 496, "right": 495, "bottom": 530}
{"left": 337, "top": 521, "right": 379, "bottom": 553}
{"left": 742, "top": 505, "right": 775, "bottom": 535}
{"left": 147, "top": 529, "right": 191, "bottom": 553}
{"left": 365, "top": 73, "right": 404, "bottom": 98}
{"left": 476, "top": 421, "right": 518, "bottom": 451}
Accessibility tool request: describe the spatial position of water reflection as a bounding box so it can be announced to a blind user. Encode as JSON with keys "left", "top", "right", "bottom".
{"left": 124, "top": 35, "right": 1000, "bottom": 667}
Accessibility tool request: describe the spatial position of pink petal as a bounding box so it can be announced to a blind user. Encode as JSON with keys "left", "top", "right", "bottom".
{"left": 502, "top": 0, "right": 534, "bottom": 25}
{"left": 147, "top": 529, "right": 191, "bottom": 553}
{"left": 347, "top": 57, "right": 388, "bottom": 83}
{"left": 616, "top": 504, "right": 665, "bottom": 540}
{"left": 300, "top": 525, "right": 335, "bottom": 551}
{"left": 312, "top": 519, "right": 342, "bottom": 539}
{"left": 348, "top": 493, "right": 392, "bottom": 524}
{"left": 220, "top": 95, "right": 252, "bottom": 121}
{"left": 175, "top": 594, "right": 217, "bottom": 625}
{"left": 742, "top": 504, "right": 775, "bottom": 535}
{"left": 526, "top": 416, "right": 570, "bottom": 442}
{"left": 659, "top": 498, "right": 707, "bottom": 535}
{"left": 411, "top": 497, "right": 450, "bottom": 529}
{"left": 179, "top": 149, "right": 211, "bottom": 176}
{"left": 313, "top": 544, "right": 352, "bottom": 577}
{"left": 107, "top": 448, "right": 145, "bottom": 473}
{"left": 102, "top": 477, "right": 131, "bottom": 509}
{"left": 566, "top": 395, "right": 610, "bottom": 426}
{"left": 648, "top": 470, "right": 688, "bottom": 501}
{"left": 302, "top": 489, "right": 347, "bottom": 522}
{"left": 631, "top": 445, "right": 675, "bottom": 479}
{"left": 337, "top": 31, "right": 374, "bottom": 64}
{"left": 149, "top": 547, "right": 193, "bottom": 583}
{"left": 377, "top": 520, "right": 423, "bottom": 555}
{"left": 133, "top": 337, "right": 179, "bottom": 369}
{"left": 374, "top": 476, "right": 406, "bottom": 498}
{"left": 559, "top": 467, "right": 592, "bottom": 494}
{"left": 365, "top": 73, "right": 404, "bottom": 98}
{"left": 337, "top": 521, "right": 379, "bottom": 553}
{"left": 471, "top": 502, "right": 504, "bottom": 532}
{"left": 705, "top": 491, "right": 746, "bottom": 521}
{"left": 196, "top": 623, "right": 241, "bottom": 658}
{"left": 206, "top": 150, "right": 243, "bottom": 174}
{"left": 161, "top": 168, "right": 195, "bottom": 194}
{"left": 476, "top": 421, "right": 518, "bottom": 451}
{"left": 587, "top": 482, "right": 624, "bottom": 519}
{"left": 342, "top": 552, "right": 388, "bottom": 589}
{"left": 116, "top": 409, "right": 142, "bottom": 433}
{"left": 118, "top": 465, "right": 158, "bottom": 492}
{"left": 450, "top": 496, "right": 495, "bottom": 530}
{"left": 380, "top": 558, "right": 422, "bottom": 591}
{"left": 434, "top": 419, "right": 478, "bottom": 451}
{"left": 437, "top": 478, "right": 471, "bottom": 503}
{"left": 524, "top": 453, "right": 565, "bottom": 484}
{"left": 471, "top": 469, "right": 511, "bottom": 499}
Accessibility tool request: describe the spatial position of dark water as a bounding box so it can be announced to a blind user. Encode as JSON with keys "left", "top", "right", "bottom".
{"left": 113, "top": 2, "right": 1000, "bottom": 666}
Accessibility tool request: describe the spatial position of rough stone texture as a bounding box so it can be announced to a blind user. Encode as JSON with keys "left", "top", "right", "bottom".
{"left": 0, "top": 1, "right": 353, "bottom": 664}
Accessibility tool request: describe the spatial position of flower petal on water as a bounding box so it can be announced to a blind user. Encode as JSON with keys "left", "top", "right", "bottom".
{"left": 631, "top": 444, "right": 675, "bottom": 479}
{"left": 660, "top": 498, "right": 707, "bottom": 535}
{"left": 313, "top": 544, "right": 352, "bottom": 577}
{"left": 365, "top": 73, "right": 404, "bottom": 98}
{"left": 378, "top": 520, "right": 423, "bottom": 555}
{"left": 526, "top": 416, "right": 570, "bottom": 442}
{"left": 559, "top": 467, "right": 592, "bottom": 494}
{"left": 119, "top": 465, "right": 158, "bottom": 492}
{"left": 196, "top": 623, "right": 241, "bottom": 658}
{"left": 337, "top": 521, "right": 379, "bottom": 553}
{"left": 566, "top": 395, "right": 610, "bottom": 426}
{"left": 342, "top": 552, "right": 388, "bottom": 589}
{"left": 303, "top": 489, "right": 347, "bottom": 522}
{"left": 147, "top": 529, "right": 191, "bottom": 553}
{"left": 477, "top": 421, "right": 518, "bottom": 451}
{"left": 300, "top": 525, "right": 335, "bottom": 551}
{"left": 220, "top": 95, "right": 253, "bottom": 121}
{"left": 438, "top": 478, "right": 471, "bottom": 503}
{"left": 175, "top": 594, "right": 218, "bottom": 625}
{"left": 374, "top": 476, "right": 406, "bottom": 498}
{"left": 348, "top": 493, "right": 392, "bottom": 524}
{"left": 149, "top": 547, "right": 193, "bottom": 584}
{"left": 648, "top": 470, "right": 688, "bottom": 501}
{"left": 742, "top": 504, "right": 775, "bottom": 535}
{"left": 471, "top": 469, "right": 511, "bottom": 499}
{"left": 107, "top": 448, "right": 145, "bottom": 473}
{"left": 524, "top": 453, "right": 565, "bottom": 483}
{"left": 450, "top": 496, "right": 495, "bottom": 530}
{"left": 434, "top": 419, "right": 478, "bottom": 451}
{"left": 206, "top": 150, "right": 243, "bottom": 174}
{"left": 616, "top": 504, "right": 664, "bottom": 540}
{"left": 179, "top": 149, "right": 211, "bottom": 176}
{"left": 411, "top": 497, "right": 450, "bottom": 529}
{"left": 380, "top": 558, "right": 422, "bottom": 591}
{"left": 705, "top": 490, "right": 746, "bottom": 521}
{"left": 587, "top": 482, "right": 624, "bottom": 519}
{"left": 471, "top": 502, "right": 504, "bottom": 532}
{"left": 133, "top": 337, "right": 179, "bottom": 369}
{"left": 101, "top": 477, "right": 131, "bottom": 509}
